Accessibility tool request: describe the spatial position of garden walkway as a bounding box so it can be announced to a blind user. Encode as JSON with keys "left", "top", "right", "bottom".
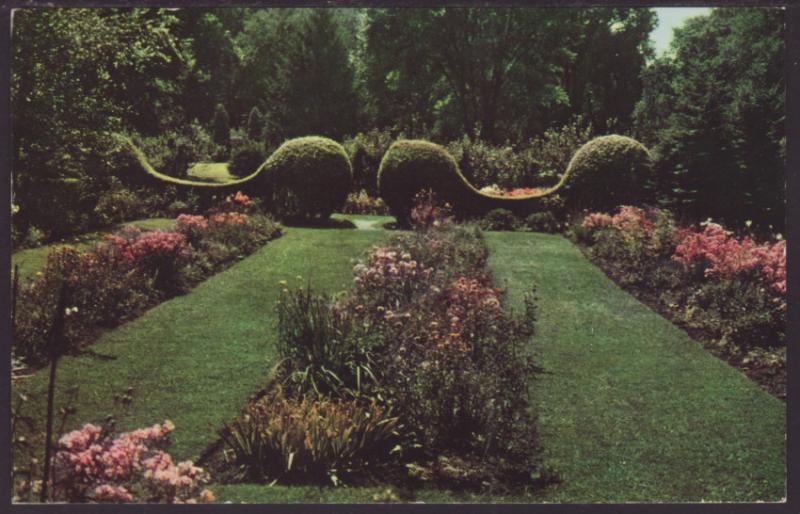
{"left": 487, "top": 231, "right": 785, "bottom": 502}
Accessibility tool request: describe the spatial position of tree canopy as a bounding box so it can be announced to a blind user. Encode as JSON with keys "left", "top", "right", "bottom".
{"left": 11, "top": 6, "right": 785, "bottom": 236}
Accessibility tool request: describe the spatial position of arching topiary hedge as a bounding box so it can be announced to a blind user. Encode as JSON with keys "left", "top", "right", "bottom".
{"left": 265, "top": 136, "right": 352, "bottom": 221}
{"left": 562, "top": 135, "right": 652, "bottom": 211}
{"left": 118, "top": 134, "right": 351, "bottom": 221}
{"left": 378, "top": 135, "right": 652, "bottom": 224}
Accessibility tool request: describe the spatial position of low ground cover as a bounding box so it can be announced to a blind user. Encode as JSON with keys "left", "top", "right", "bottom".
{"left": 571, "top": 206, "right": 786, "bottom": 398}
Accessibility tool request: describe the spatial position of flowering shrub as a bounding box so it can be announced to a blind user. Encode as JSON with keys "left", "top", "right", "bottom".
{"left": 347, "top": 202, "right": 540, "bottom": 483}
{"left": 52, "top": 421, "right": 214, "bottom": 503}
{"left": 503, "top": 187, "right": 547, "bottom": 197}
{"left": 753, "top": 240, "right": 786, "bottom": 295}
{"left": 175, "top": 214, "right": 208, "bottom": 246}
{"left": 209, "top": 212, "right": 248, "bottom": 226}
{"left": 409, "top": 190, "right": 454, "bottom": 231}
{"left": 479, "top": 184, "right": 504, "bottom": 195}
{"left": 672, "top": 222, "right": 786, "bottom": 294}
{"left": 353, "top": 247, "right": 433, "bottom": 310}
{"left": 581, "top": 212, "right": 614, "bottom": 230}
{"left": 13, "top": 245, "right": 151, "bottom": 365}
{"left": 204, "top": 213, "right": 280, "bottom": 263}
{"left": 341, "top": 189, "right": 390, "bottom": 215}
{"left": 477, "top": 185, "right": 547, "bottom": 197}
{"left": 104, "top": 228, "right": 191, "bottom": 296}
{"left": 176, "top": 211, "right": 281, "bottom": 270}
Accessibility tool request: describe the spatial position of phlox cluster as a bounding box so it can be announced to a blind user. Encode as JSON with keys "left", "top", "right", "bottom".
{"left": 53, "top": 421, "right": 214, "bottom": 504}
{"left": 673, "top": 221, "right": 786, "bottom": 295}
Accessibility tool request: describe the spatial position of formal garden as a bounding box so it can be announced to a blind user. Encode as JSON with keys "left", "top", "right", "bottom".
{"left": 10, "top": 6, "right": 786, "bottom": 504}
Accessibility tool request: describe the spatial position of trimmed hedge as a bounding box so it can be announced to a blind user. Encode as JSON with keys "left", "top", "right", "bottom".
{"left": 562, "top": 135, "right": 652, "bottom": 211}
{"left": 229, "top": 141, "right": 266, "bottom": 177}
{"left": 378, "top": 136, "right": 652, "bottom": 224}
{"left": 265, "top": 136, "right": 352, "bottom": 221}
{"left": 378, "top": 140, "right": 562, "bottom": 224}
{"left": 120, "top": 134, "right": 351, "bottom": 221}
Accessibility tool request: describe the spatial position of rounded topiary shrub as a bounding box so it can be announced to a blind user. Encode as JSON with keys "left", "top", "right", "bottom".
{"left": 378, "top": 140, "right": 467, "bottom": 225}
{"left": 524, "top": 211, "right": 560, "bottom": 233}
{"left": 265, "top": 136, "right": 352, "bottom": 221}
{"left": 229, "top": 141, "right": 267, "bottom": 177}
{"left": 479, "top": 208, "right": 520, "bottom": 231}
{"left": 563, "top": 135, "right": 652, "bottom": 211}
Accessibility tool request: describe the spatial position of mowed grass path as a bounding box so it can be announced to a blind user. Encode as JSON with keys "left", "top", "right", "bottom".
{"left": 486, "top": 232, "right": 785, "bottom": 502}
{"left": 18, "top": 222, "right": 388, "bottom": 464}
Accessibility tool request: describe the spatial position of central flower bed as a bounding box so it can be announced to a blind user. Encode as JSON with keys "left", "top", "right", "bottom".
{"left": 213, "top": 195, "right": 551, "bottom": 492}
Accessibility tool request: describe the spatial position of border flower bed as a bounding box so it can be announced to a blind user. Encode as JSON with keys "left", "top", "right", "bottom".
{"left": 12, "top": 192, "right": 282, "bottom": 369}
{"left": 571, "top": 206, "right": 786, "bottom": 398}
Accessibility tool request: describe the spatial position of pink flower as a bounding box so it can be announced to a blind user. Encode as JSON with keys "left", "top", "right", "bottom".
{"left": 210, "top": 212, "right": 249, "bottom": 226}
{"left": 231, "top": 191, "right": 251, "bottom": 205}
{"left": 52, "top": 420, "right": 212, "bottom": 504}
{"left": 672, "top": 222, "right": 786, "bottom": 297}
{"left": 503, "top": 187, "right": 546, "bottom": 197}
{"left": 93, "top": 484, "right": 134, "bottom": 503}
{"left": 176, "top": 214, "right": 209, "bottom": 234}
{"left": 752, "top": 240, "right": 786, "bottom": 295}
{"left": 581, "top": 212, "right": 614, "bottom": 230}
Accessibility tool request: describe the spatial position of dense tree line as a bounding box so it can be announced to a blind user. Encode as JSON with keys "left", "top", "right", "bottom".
{"left": 634, "top": 8, "right": 785, "bottom": 231}
{"left": 11, "top": 7, "right": 784, "bottom": 239}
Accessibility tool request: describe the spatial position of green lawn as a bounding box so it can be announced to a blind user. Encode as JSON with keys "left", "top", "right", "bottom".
{"left": 12, "top": 218, "right": 175, "bottom": 283}
{"left": 14, "top": 224, "right": 785, "bottom": 503}
{"left": 187, "top": 162, "right": 234, "bottom": 183}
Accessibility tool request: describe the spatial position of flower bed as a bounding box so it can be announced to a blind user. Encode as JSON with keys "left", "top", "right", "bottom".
{"left": 214, "top": 194, "right": 550, "bottom": 492}
{"left": 572, "top": 206, "right": 786, "bottom": 397}
{"left": 479, "top": 185, "right": 548, "bottom": 197}
{"left": 341, "top": 189, "right": 390, "bottom": 215}
{"left": 12, "top": 193, "right": 282, "bottom": 368}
